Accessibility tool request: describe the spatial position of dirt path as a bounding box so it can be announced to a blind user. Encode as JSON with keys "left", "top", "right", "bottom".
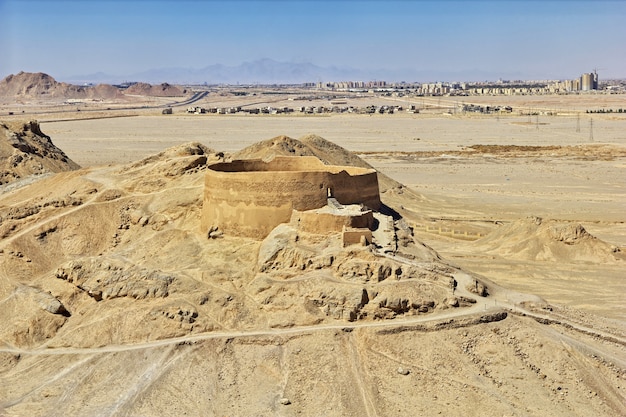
{"left": 2, "top": 241, "right": 623, "bottom": 357}
{"left": 2, "top": 295, "right": 623, "bottom": 357}
{"left": 345, "top": 331, "right": 378, "bottom": 417}
{"left": 0, "top": 166, "right": 116, "bottom": 250}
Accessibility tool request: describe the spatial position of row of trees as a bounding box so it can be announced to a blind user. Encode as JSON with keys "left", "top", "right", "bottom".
{"left": 585, "top": 108, "right": 625, "bottom": 113}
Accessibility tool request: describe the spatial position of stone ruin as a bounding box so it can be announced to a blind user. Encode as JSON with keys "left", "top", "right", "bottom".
{"left": 200, "top": 156, "right": 382, "bottom": 244}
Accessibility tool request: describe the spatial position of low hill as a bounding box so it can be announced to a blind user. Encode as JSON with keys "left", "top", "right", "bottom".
{"left": 474, "top": 216, "right": 622, "bottom": 263}
{"left": 0, "top": 120, "right": 79, "bottom": 185}
{"left": 0, "top": 72, "right": 186, "bottom": 102}
{"left": 0, "top": 134, "right": 623, "bottom": 417}
{"left": 0, "top": 72, "right": 123, "bottom": 101}
{"left": 233, "top": 134, "right": 409, "bottom": 195}
{"left": 124, "top": 82, "right": 185, "bottom": 97}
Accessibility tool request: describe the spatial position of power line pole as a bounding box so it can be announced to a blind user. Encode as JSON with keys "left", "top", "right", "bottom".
{"left": 589, "top": 118, "right": 594, "bottom": 142}
{"left": 576, "top": 113, "right": 580, "bottom": 132}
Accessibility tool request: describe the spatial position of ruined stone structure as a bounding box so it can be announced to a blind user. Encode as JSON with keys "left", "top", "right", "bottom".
{"left": 201, "top": 156, "right": 381, "bottom": 239}
{"left": 291, "top": 203, "right": 375, "bottom": 235}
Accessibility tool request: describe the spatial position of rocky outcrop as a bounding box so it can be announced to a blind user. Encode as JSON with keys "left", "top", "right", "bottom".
{"left": 0, "top": 72, "right": 188, "bottom": 102}
{"left": 17, "top": 286, "right": 70, "bottom": 316}
{"left": 254, "top": 223, "right": 459, "bottom": 322}
{"left": 548, "top": 223, "right": 591, "bottom": 244}
{"left": 0, "top": 121, "right": 79, "bottom": 185}
{"left": 124, "top": 82, "right": 185, "bottom": 97}
{"left": 475, "top": 216, "right": 621, "bottom": 263}
{"left": 55, "top": 257, "right": 175, "bottom": 300}
{"left": 0, "top": 72, "right": 123, "bottom": 100}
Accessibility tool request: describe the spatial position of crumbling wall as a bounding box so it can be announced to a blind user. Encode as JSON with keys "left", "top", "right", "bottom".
{"left": 342, "top": 228, "right": 373, "bottom": 247}
{"left": 292, "top": 209, "right": 374, "bottom": 235}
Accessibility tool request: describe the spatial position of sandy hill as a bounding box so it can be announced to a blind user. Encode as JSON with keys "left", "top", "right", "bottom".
{"left": 233, "top": 134, "right": 411, "bottom": 195}
{"left": 0, "top": 120, "right": 79, "bottom": 185}
{"left": 124, "top": 82, "right": 185, "bottom": 97}
{"left": 0, "top": 133, "right": 624, "bottom": 416}
{"left": 0, "top": 72, "right": 187, "bottom": 102}
{"left": 475, "top": 216, "right": 622, "bottom": 263}
{"left": 233, "top": 134, "right": 373, "bottom": 166}
{"left": 0, "top": 72, "right": 123, "bottom": 101}
{"left": 0, "top": 72, "right": 63, "bottom": 97}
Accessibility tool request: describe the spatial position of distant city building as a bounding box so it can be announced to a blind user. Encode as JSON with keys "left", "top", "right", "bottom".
{"left": 580, "top": 72, "right": 598, "bottom": 91}
{"left": 316, "top": 80, "right": 391, "bottom": 91}
{"left": 311, "top": 70, "right": 620, "bottom": 97}
{"left": 548, "top": 71, "right": 599, "bottom": 93}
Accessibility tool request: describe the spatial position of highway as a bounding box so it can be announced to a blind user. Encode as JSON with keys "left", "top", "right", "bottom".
{"left": 164, "top": 90, "right": 208, "bottom": 108}
{"left": 5, "top": 90, "right": 209, "bottom": 118}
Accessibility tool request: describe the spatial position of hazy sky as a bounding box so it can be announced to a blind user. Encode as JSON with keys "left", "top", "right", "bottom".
{"left": 1, "top": 0, "right": 624, "bottom": 81}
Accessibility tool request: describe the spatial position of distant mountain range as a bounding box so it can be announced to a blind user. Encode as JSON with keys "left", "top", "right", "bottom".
{"left": 64, "top": 59, "right": 529, "bottom": 85}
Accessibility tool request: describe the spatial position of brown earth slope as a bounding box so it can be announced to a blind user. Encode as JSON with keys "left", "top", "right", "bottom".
{"left": 0, "top": 72, "right": 186, "bottom": 103}
{"left": 0, "top": 120, "right": 79, "bottom": 185}
{"left": 0, "top": 72, "right": 123, "bottom": 101}
{"left": 124, "top": 82, "right": 185, "bottom": 97}
{"left": 0, "top": 133, "right": 624, "bottom": 417}
{"left": 473, "top": 216, "right": 622, "bottom": 263}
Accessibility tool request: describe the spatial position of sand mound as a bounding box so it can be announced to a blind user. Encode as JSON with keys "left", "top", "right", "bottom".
{"left": 233, "top": 134, "right": 405, "bottom": 194}
{"left": 125, "top": 82, "right": 185, "bottom": 97}
{"left": 84, "top": 83, "right": 124, "bottom": 100}
{"left": 121, "top": 141, "right": 217, "bottom": 170}
{"left": 475, "top": 216, "right": 621, "bottom": 263}
{"left": 117, "top": 142, "right": 222, "bottom": 193}
{"left": 0, "top": 72, "right": 124, "bottom": 101}
{"left": 0, "top": 120, "right": 79, "bottom": 185}
{"left": 301, "top": 134, "right": 381, "bottom": 168}
{"left": 232, "top": 134, "right": 372, "bottom": 169}
{"left": 233, "top": 135, "right": 314, "bottom": 159}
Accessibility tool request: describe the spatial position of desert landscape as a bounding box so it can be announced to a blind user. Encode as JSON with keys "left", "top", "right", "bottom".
{"left": 0, "top": 73, "right": 624, "bottom": 416}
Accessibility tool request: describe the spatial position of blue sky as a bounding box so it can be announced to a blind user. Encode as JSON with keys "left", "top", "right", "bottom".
{"left": 1, "top": 0, "right": 625, "bottom": 82}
